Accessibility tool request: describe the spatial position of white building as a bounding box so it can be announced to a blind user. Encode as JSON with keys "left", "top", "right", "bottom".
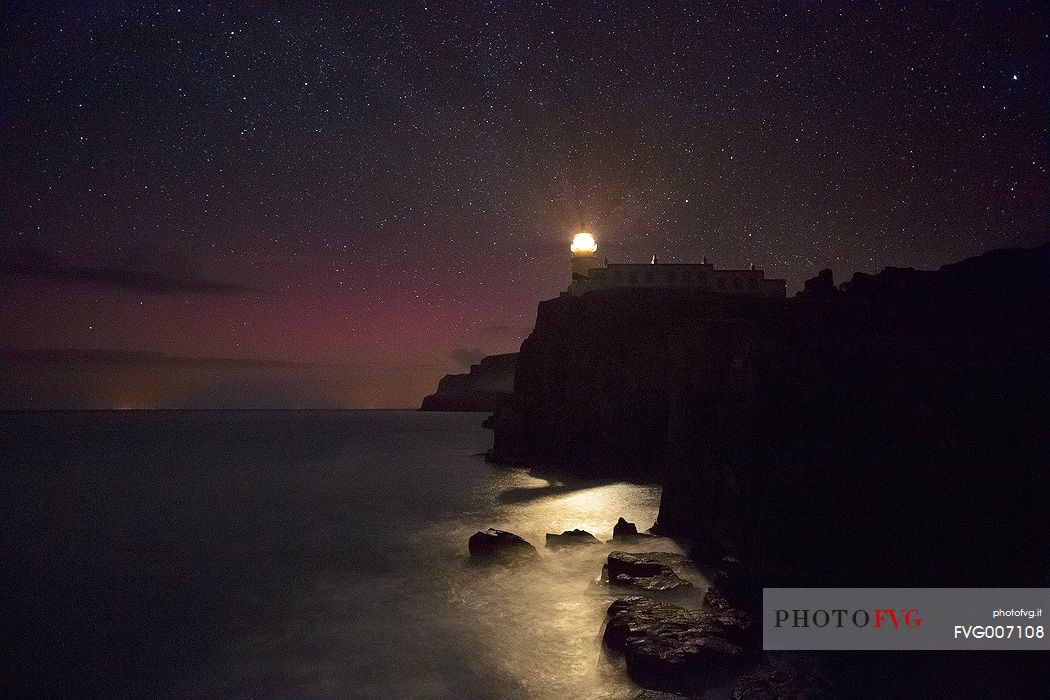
{"left": 567, "top": 232, "right": 786, "bottom": 298}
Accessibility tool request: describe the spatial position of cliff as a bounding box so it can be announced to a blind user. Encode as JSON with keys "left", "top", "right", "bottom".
{"left": 419, "top": 352, "right": 517, "bottom": 412}
{"left": 491, "top": 244, "right": 1050, "bottom": 589}
{"left": 489, "top": 289, "right": 784, "bottom": 474}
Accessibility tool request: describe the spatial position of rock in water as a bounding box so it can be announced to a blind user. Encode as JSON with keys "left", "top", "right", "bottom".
{"left": 545, "top": 529, "right": 602, "bottom": 549}
{"left": 602, "top": 596, "right": 756, "bottom": 694}
{"left": 607, "top": 551, "right": 683, "bottom": 577}
{"left": 613, "top": 517, "right": 639, "bottom": 540}
{"left": 468, "top": 528, "right": 539, "bottom": 562}
{"left": 606, "top": 551, "right": 693, "bottom": 593}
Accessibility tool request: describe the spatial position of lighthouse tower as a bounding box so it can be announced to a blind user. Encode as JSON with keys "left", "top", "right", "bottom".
{"left": 570, "top": 232, "right": 601, "bottom": 281}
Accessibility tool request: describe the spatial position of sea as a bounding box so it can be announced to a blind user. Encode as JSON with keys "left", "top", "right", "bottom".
{"left": 1, "top": 410, "right": 670, "bottom": 699}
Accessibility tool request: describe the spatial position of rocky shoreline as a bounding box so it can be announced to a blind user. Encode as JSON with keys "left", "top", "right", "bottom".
{"left": 488, "top": 244, "right": 1049, "bottom": 586}
{"left": 467, "top": 519, "right": 826, "bottom": 699}
{"left": 470, "top": 244, "right": 1048, "bottom": 697}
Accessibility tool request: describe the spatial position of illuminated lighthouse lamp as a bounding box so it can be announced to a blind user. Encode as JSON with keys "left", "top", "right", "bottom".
{"left": 570, "top": 232, "right": 601, "bottom": 285}
{"left": 570, "top": 232, "right": 597, "bottom": 255}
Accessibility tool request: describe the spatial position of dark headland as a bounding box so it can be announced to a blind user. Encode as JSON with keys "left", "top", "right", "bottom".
{"left": 419, "top": 352, "right": 517, "bottom": 412}
{"left": 480, "top": 243, "right": 1049, "bottom": 698}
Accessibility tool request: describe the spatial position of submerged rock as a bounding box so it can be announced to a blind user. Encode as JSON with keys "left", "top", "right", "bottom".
{"left": 606, "top": 551, "right": 693, "bottom": 593}
{"left": 608, "top": 551, "right": 686, "bottom": 578}
{"left": 545, "top": 529, "right": 602, "bottom": 549}
{"left": 589, "top": 552, "right": 696, "bottom": 598}
{"left": 468, "top": 529, "right": 539, "bottom": 562}
{"left": 603, "top": 596, "right": 755, "bottom": 693}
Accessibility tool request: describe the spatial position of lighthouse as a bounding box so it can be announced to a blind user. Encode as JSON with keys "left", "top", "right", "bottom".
{"left": 570, "top": 232, "right": 601, "bottom": 281}
{"left": 564, "top": 229, "right": 787, "bottom": 298}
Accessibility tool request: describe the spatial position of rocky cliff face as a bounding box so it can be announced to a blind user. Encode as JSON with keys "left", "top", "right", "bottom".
{"left": 491, "top": 245, "right": 1050, "bottom": 589}
{"left": 419, "top": 352, "right": 517, "bottom": 411}
{"left": 489, "top": 288, "right": 785, "bottom": 474}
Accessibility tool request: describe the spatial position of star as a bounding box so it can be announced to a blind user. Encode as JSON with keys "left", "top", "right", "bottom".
{"left": 0, "top": 0, "right": 1043, "bottom": 408}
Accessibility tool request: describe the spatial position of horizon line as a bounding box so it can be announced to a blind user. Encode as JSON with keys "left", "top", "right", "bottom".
{"left": 0, "top": 407, "right": 491, "bottom": 414}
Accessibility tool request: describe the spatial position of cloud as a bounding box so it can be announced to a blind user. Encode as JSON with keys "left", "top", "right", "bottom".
{"left": 0, "top": 243, "right": 263, "bottom": 296}
{"left": 451, "top": 346, "right": 486, "bottom": 369}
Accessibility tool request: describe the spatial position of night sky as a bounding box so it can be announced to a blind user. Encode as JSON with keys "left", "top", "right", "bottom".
{"left": 2, "top": 1, "right": 1045, "bottom": 408}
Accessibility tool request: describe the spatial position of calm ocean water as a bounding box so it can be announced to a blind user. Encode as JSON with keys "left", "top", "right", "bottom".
{"left": 1, "top": 410, "right": 667, "bottom": 699}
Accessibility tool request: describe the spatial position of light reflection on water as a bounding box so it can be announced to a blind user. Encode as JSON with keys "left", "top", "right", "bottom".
{"left": 429, "top": 473, "right": 678, "bottom": 700}
{"left": 3, "top": 411, "right": 679, "bottom": 699}
{"left": 471, "top": 469, "right": 665, "bottom": 545}
{"left": 248, "top": 474, "right": 674, "bottom": 699}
